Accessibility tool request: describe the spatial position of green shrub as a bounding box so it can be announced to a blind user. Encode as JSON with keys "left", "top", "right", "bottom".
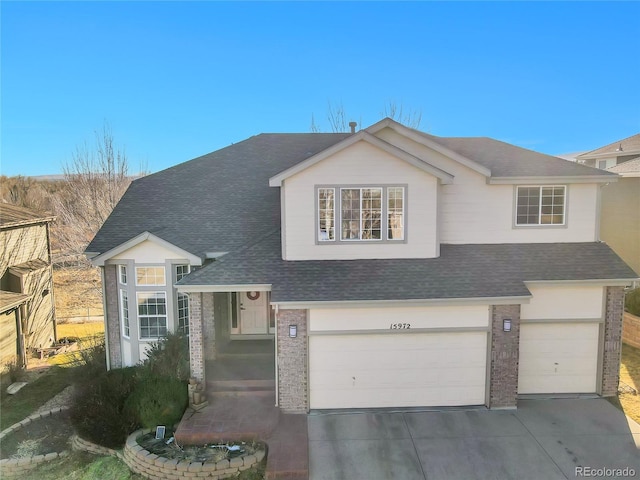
{"left": 2, "top": 356, "right": 25, "bottom": 383}
{"left": 70, "top": 367, "right": 141, "bottom": 448}
{"left": 124, "top": 376, "right": 188, "bottom": 429}
{"left": 67, "top": 336, "right": 107, "bottom": 386}
{"left": 143, "top": 332, "right": 190, "bottom": 381}
{"left": 626, "top": 287, "right": 640, "bottom": 316}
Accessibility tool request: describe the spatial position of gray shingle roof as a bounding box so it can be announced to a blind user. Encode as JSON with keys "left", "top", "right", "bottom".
{"left": 86, "top": 133, "right": 350, "bottom": 256}
{"left": 608, "top": 157, "right": 640, "bottom": 174}
{"left": 87, "top": 121, "right": 618, "bottom": 259}
{"left": 179, "top": 231, "right": 637, "bottom": 302}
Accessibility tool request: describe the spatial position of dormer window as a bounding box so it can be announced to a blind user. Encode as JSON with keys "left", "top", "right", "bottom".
{"left": 317, "top": 185, "right": 405, "bottom": 243}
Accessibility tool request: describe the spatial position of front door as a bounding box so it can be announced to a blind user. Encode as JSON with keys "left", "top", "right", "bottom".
{"left": 240, "top": 291, "right": 268, "bottom": 334}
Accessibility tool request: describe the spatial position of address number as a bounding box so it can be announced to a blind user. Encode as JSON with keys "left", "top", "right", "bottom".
{"left": 390, "top": 323, "right": 411, "bottom": 329}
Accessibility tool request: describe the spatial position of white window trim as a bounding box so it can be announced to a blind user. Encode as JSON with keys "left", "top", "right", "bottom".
{"left": 176, "top": 264, "right": 191, "bottom": 282}
{"left": 120, "top": 289, "right": 130, "bottom": 338}
{"left": 514, "top": 185, "right": 567, "bottom": 227}
{"left": 177, "top": 292, "right": 189, "bottom": 335}
{"left": 118, "top": 265, "right": 127, "bottom": 285}
{"left": 135, "top": 266, "right": 166, "bottom": 286}
{"left": 137, "top": 291, "right": 168, "bottom": 340}
{"left": 315, "top": 184, "right": 407, "bottom": 244}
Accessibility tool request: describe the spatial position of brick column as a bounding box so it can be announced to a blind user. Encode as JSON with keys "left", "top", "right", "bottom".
{"left": 602, "top": 286, "right": 625, "bottom": 396}
{"left": 277, "top": 309, "right": 308, "bottom": 413}
{"left": 202, "top": 293, "right": 216, "bottom": 361}
{"left": 188, "top": 293, "right": 205, "bottom": 383}
{"left": 103, "top": 265, "right": 122, "bottom": 369}
{"left": 489, "top": 304, "right": 520, "bottom": 409}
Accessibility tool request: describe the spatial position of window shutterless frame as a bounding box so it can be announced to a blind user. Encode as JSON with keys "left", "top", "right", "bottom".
{"left": 315, "top": 184, "right": 408, "bottom": 244}
{"left": 120, "top": 289, "right": 130, "bottom": 338}
{"left": 135, "top": 266, "right": 166, "bottom": 286}
{"left": 514, "top": 185, "right": 567, "bottom": 227}
{"left": 118, "top": 265, "right": 127, "bottom": 285}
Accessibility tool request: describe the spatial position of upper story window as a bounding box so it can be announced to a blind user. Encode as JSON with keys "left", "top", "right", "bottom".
{"left": 135, "top": 266, "right": 166, "bottom": 286}
{"left": 317, "top": 186, "right": 405, "bottom": 243}
{"left": 176, "top": 264, "right": 190, "bottom": 281}
{"left": 118, "top": 265, "right": 127, "bottom": 285}
{"left": 516, "top": 186, "right": 566, "bottom": 226}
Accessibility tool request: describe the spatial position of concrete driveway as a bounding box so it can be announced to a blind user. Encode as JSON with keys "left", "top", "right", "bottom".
{"left": 308, "top": 399, "right": 640, "bottom": 480}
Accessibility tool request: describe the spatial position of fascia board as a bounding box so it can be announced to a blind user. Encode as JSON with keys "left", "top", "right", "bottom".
{"left": 488, "top": 175, "right": 618, "bottom": 185}
{"left": 90, "top": 231, "right": 203, "bottom": 267}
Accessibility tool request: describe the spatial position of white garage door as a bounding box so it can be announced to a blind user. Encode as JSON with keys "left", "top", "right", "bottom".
{"left": 309, "top": 331, "right": 487, "bottom": 409}
{"left": 518, "top": 323, "right": 600, "bottom": 394}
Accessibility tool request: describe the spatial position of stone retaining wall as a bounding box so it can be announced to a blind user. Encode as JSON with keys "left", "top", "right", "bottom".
{"left": 623, "top": 312, "right": 640, "bottom": 349}
{"left": 0, "top": 407, "right": 71, "bottom": 478}
{"left": 122, "top": 429, "right": 266, "bottom": 480}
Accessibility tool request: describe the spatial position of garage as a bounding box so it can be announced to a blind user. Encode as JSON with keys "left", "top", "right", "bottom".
{"left": 518, "top": 322, "right": 600, "bottom": 394}
{"left": 309, "top": 331, "right": 488, "bottom": 409}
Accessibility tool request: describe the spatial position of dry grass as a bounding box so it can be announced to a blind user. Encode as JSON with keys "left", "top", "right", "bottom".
{"left": 53, "top": 267, "right": 103, "bottom": 320}
{"left": 615, "top": 344, "right": 640, "bottom": 424}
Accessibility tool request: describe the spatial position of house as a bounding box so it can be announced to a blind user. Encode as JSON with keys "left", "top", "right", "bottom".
{"left": 576, "top": 133, "right": 640, "bottom": 170}
{"left": 0, "top": 204, "right": 57, "bottom": 366}
{"left": 601, "top": 158, "right": 640, "bottom": 275}
{"left": 87, "top": 118, "right": 638, "bottom": 413}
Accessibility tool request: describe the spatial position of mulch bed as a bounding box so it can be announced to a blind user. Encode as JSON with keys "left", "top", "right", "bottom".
{"left": 0, "top": 410, "right": 73, "bottom": 460}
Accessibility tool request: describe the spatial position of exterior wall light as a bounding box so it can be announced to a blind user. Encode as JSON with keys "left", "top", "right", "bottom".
{"left": 503, "top": 319, "right": 512, "bottom": 332}
{"left": 289, "top": 325, "right": 297, "bottom": 338}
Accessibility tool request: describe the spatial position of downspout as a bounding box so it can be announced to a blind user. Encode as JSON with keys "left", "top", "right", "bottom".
{"left": 100, "top": 266, "right": 111, "bottom": 370}
{"left": 46, "top": 220, "right": 58, "bottom": 343}
{"left": 16, "top": 306, "right": 26, "bottom": 368}
{"left": 274, "top": 303, "right": 279, "bottom": 407}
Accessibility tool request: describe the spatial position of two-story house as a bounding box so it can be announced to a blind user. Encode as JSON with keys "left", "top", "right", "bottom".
{"left": 576, "top": 133, "right": 640, "bottom": 170}
{"left": 1, "top": 204, "right": 57, "bottom": 366}
{"left": 87, "top": 118, "right": 637, "bottom": 413}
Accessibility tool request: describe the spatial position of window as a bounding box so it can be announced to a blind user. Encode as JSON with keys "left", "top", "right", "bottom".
{"left": 137, "top": 292, "right": 167, "bottom": 338}
{"left": 118, "top": 265, "right": 127, "bottom": 285}
{"left": 317, "top": 185, "right": 405, "bottom": 242}
{"left": 120, "top": 290, "right": 130, "bottom": 337}
{"left": 318, "top": 188, "right": 335, "bottom": 241}
{"left": 135, "top": 267, "right": 166, "bottom": 286}
{"left": 598, "top": 160, "right": 607, "bottom": 170}
{"left": 177, "top": 293, "right": 189, "bottom": 335}
{"left": 176, "top": 264, "right": 190, "bottom": 281}
{"left": 516, "top": 186, "right": 566, "bottom": 226}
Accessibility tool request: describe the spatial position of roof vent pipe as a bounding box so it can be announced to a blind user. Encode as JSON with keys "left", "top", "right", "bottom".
{"left": 349, "top": 121, "right": 357, "bottom": 134}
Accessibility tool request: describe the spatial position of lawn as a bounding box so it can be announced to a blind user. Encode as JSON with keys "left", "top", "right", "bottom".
{"left": 615, "top": 343, "right": 640, "bottom": 425}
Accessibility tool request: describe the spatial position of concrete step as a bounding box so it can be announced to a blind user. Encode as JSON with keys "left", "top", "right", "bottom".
{"left": 216, "top": 352, "right": 274, "bottom": 359}
{"left": 210, "top": 390, "right": 275, "bottom": 398}
{"left": 208, "top": 379, "right": 275, "bottom": 390}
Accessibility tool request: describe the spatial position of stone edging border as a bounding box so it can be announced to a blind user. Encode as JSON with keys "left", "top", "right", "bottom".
{"left": 122, "top": 429, "right": 266, "bottom": 480}
{"left": 0, "top": 406, "right": 71, "bottom": 478}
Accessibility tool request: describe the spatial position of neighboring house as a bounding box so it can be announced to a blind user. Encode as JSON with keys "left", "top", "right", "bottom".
{"left": 576, "top": 133, "right": 640, "bottom": 170}
{"left": 87, "top": 118, "right": 638, "bottom": 413}
{"left": 0, "top": 204, "right": 56, "bottom": 366}
{"left": 601, "top": 158, "right": 640, "bottom": 275}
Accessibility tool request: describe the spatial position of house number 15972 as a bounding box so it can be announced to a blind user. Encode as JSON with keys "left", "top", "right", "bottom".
{"left": 390, "top": 323, "right": 411, "bottom": 329}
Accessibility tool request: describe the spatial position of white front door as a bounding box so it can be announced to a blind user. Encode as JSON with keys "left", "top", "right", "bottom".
{"left": 240, "top": 291, "right": 268, "bottom": 334}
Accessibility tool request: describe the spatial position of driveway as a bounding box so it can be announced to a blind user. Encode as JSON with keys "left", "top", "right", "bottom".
{"left": 308, "top": 399, "right": 640, "bottom": 480}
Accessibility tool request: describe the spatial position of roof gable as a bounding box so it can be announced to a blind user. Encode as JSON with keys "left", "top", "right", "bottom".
{"left": 578, "top": 133, "right": 640, "bottom": 160}
{"left": 269, "top": 129, "right": 455, "bottom": 187}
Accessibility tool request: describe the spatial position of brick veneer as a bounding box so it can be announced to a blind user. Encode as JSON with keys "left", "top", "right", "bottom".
{"left": 104, "top": 264, "right": 122, "bottom": 369}
{"left": 489, "top": 304, "right": 520, "bottom": 409}
{"left": 277, "top": 309, "right": 308, "bottom": 413}
{"left": 602, "top": 286, "right": 625, "bottom": 396}
{"left": 189, "top": 293, "right": 205, "bottom": 383}
{"left": 203, "top": 293, "right": 216, "bottom": 361}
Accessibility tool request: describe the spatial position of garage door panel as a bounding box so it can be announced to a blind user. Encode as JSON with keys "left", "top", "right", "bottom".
{"left": 518, "top": 323, "right": 599, "bottom": 394}
{"left": 309, "top": 332, "right": 487, "bottom": 409}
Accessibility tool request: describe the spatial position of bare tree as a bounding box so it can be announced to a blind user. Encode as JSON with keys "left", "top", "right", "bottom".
{"left": 51, "top": 123, "right": 135, "bottom": 265}
{"left": 310, "top": 101, "right": 422, "bottom": 132}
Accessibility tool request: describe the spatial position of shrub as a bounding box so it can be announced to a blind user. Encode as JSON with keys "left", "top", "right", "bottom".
{"left": 124, "top": 376, "right": 188, "bottom": 429}
{"left": 66, "top": 335, "right": 107, "bottom": 386}
{"left": 626, "top": 287, "right": 640, "bottom": 316}
{"left": 143, "top": 332, "right": 190, "bottom": 381}
{"left": 2, "top": 357, "right": 25, "bottom": 383}
{"left": 70, "top": 367, "right": 141, "bottom": 448}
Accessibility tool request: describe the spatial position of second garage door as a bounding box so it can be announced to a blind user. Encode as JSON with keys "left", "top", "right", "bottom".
{"left": 309, "top": 331, "right": 487, "bottom": 409}
{"left": 518, "top": 322, "right": 600, "bottom": 394}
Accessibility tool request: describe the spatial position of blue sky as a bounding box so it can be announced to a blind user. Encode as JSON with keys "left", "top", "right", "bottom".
{"left": 2, "top": 1, "right": 639, "bottom": 177}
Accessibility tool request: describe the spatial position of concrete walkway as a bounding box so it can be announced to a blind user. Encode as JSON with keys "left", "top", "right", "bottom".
{"left": 308, "top": 399, "right": 640, "bottom": 480}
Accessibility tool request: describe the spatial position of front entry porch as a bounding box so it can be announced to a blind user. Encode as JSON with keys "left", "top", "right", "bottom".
{"left": 175, "top": 339, "right": 278, "bottom": 444}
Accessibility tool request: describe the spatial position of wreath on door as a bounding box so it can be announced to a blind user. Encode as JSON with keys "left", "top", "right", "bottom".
{"left": 246, "top": 291, "right": 260, "bottom": 300}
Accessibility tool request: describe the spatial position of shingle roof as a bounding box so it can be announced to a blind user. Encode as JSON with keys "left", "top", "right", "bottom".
{"left": 417, "top": 133, "right": 612, "bottom": 178}
{"left": 179, "top": 231, "right": 637, "bottom": 302}
{"left": 86, "top": 133, "right": 350, "bottom": 256}
{"left": 608, "top": 157, "right": 640, "bottom": 175}
{"left": 578, "top": 133, "right": 640, "bottom": 159}
{"left": 87, "top": 120, "right": 618, "bottom": 258}
{"left": 0, "top": 204, "right": 55, "bottom": 229}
